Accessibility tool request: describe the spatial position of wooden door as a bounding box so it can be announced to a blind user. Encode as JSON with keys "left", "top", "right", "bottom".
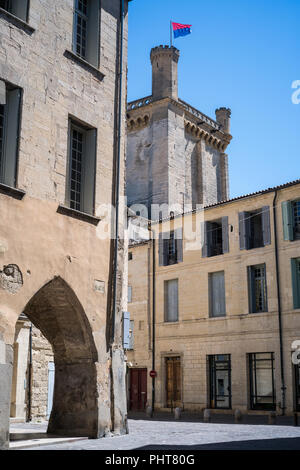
{"left": 130, "top": 368, "right": 147, "bottom": 411}
{"left": 166, "top": 357, "right": 181, "bottom": 408}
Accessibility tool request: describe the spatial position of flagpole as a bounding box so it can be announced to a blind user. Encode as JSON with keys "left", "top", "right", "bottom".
{"left": 170, "top": 21, "right": 173, "bottom": 47}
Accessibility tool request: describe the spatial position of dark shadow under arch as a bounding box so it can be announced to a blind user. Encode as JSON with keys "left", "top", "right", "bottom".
{"left": 23, "top": 276, "right": 99, "bottom": 438}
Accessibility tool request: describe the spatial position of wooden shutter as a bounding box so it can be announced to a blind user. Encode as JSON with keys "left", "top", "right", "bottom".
{"left": 210, "top": 272, "right": 226, "bottom": 317}
{"left": 3, "top": 88, "right": 21, "bottom": 187}
{"left": 165, "top": 280, "right": 178, "bottom": 322}
{"left": 202, "top": 222, "right": 209, "bottom": 257}
{"left": 262, "top": 206, "right": 271, "bottom": 246}
{"left": 123, "top": 311, "right": 131, "bottom": 349}
{"left": 175, "top": 227, "right": 183, "bottom": 263}
{"left": 222, "top": 216, "right": 229, "bottom": 254}
{"left": 83, "top": 128, "right": 97, "bottom": 215}
{"left": 87, "top": 0, "right": 100, "bottom": 67}
{"left": 291, "top": 258, "right": 300, "bottom": 309}
{"left": 239, "top": 212, "right": 250, "bottom": 250}
{"left": 282, "top": 201, "right": 294, "bottom": 241}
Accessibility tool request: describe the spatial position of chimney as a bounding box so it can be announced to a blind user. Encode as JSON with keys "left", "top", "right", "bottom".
{"left": 215, "top": 107, "right": 231, "bottom": 134}
{"left": 150, "top": 45, "right": 180, "bottom": 100}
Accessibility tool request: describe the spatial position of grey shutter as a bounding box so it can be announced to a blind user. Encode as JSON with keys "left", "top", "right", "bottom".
{"left": 239, "top": 212, "right": 249, "bottom": 250}
{"left": 3, "top": 88, "right": 21, "bottom": 187}
{"left": 83, "top": 128, "right": 97, "bottom": 215}
{"left": 210, "top": 272, "right": 226, "bottom": 317}
{"left": 202, "top": 222, "right": 209, "bottom": 257}
{"left": 87, "top": 0, "right": 100, "bottom": 67}
{"left": 247, "top": 266, "right": 256, "bottom": 313}
{"left": 222, "top": 216, "right": 229, "bottom": 254}
{"left": 11, "top": 0, "right": 29, "bottom": 22}
{"left": 165, "top": 279, "right": 178, "bottom": 322}
{"left": 282, "top": 201, "right": 294, "bottom": 241}
{"left": 129, "top": 320, "right": 134, "bottom": 350}
{"left": 175, "top": 227, "right": 183, "bottom": 263}
{"left": 262, "top": 206, "right": 271, "bottom": 246}
{"left": 123, "top": 311, "right": 130, "bottom": 349}
{"left": 291, "top": 258, "right": 300, "bottom": 309}
{"left": 128, "top": 286, "right": 132, "bottom": 303}
{"left": 0, "top": 80, "right": 5, "bottom": 105}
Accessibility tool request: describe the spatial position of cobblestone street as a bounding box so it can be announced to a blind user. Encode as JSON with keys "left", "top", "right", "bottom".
{"left": 10, "top": 416, "right": 300, "bottom": 450}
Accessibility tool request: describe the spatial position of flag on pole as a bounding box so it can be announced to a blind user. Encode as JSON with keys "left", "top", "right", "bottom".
{"left": 172, "top": 22, "right": 192, "bottom": 39}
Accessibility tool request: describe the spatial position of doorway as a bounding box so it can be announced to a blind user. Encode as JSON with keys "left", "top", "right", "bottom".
{"left": 166, "top": 357, "right": 181, "bottom": 409}
{"left": 129, "top": 368, "right": 147, "bottom": 411}
{"left": 208, "top": 354, "right": 231, "bottom": 409}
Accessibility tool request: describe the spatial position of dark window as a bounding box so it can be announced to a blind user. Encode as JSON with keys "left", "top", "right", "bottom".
{"left": 295, "top": 364, "right": 300, "bottom": 412}
{"left": 239, "top": 207, "right": 271, "bottom": 250}
{"left": 128, "top": 252, "right": 133, "bottom": 261}
{"left": 209, "top": 271, "right": 226, "bottom": 317}
{"left": 67, "top": 120, "right": 97, "bottom": 215}
{"left": 249, "top": 353, "right": 275, "bottom": 410}
{"left": 208, "top": 355, "right": 231, "bottom": 409}
{"left": 0, "top": 0, "right": 29, "bottom": 22}
{"left": 293, "top": 201, "right": 300, "bottom": 240}
{"left": 248, "top": 264, "right": 268, "bottom": 313}
{"left": 164, "top": 279, "right": 178, "bottom": 322}
{"left": 202, "top": 217, "right": 229, "bottom": 257}
{"left": 291, "top": 258, "right": 300, "bottom": 309}
{"left": 159, "top": 229, "right": 183, "bottom": 266}
{"left": 0, "top": 80, "right": 22, "bottom": 188}
{"left": 73, "top": 0, "right": 100, "bottom": 67}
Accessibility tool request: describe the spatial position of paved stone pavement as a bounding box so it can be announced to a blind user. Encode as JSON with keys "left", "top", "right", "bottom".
{"left": 10, "top": 418, "right": 300, "bottom": 450}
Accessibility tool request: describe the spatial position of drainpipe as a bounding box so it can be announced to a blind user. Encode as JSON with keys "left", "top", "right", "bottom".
{"left": 273, "top": 190, "right": 286, "bottom": 415}
{"left": 27, "top": 323, "right": 32, "bottom": 422}
{"left": 148, "top": 224, "right": 156, "bottom": 417}
{"left": 111, "top": 0, "right": 125, "bottom": 343}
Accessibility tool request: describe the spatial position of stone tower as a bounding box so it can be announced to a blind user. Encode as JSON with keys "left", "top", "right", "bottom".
{"left": 126, "top": 45, "right": 232, "bottom": 220}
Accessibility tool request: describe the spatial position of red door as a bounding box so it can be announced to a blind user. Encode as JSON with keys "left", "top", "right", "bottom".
{"left": 130, "top": 368, "right": 147, "bottom": 410}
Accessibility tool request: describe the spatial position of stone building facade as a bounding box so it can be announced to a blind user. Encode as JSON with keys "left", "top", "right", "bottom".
{"left": 0, "top": 0, "right": 130, "bottom": 449}
{"left": 127, "top": 181, "right": 300, "bottom": 416}
{"left": 126, "top": 45, "right": 232, "bottom": 218}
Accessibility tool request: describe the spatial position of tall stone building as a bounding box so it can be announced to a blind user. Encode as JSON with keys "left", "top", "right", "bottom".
{"left": 126, "top": 45, "right": 232, "bottom": 219}
{"left": 0, "top": 0, "right": 130, "bottom": 449}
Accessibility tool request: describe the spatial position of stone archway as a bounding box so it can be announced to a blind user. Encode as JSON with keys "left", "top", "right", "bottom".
{"left": 21, "top": 276, "right": 99, "bottom": 438}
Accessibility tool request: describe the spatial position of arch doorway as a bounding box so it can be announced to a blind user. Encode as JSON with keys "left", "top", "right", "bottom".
{"left": 11, "top": 276, "right": 99, "bottom": 438}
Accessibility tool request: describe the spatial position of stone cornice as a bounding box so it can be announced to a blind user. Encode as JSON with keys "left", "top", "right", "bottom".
{"left": 127, "top": 96, "right": 232, "bottom": 150}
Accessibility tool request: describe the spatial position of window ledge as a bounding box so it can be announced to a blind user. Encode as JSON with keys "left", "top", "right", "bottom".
{"left": 0, "top": 183, "right": 25, "bottom": 200}
{"left": 57, "top": 205, "right": 101, "bottom": 226}
{"left": 64, "top": 50, "right": 105, "bottom": 81}
{"left": 0, "top": 8, "right": 35, "bottom": 34}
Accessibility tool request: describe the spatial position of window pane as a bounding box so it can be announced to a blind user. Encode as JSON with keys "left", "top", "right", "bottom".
{"left": 0, "top": 104, "right": 4, "bottom": 178}
{"left": 165, "top": 279, "right": 178, "bottom": 322}
{"left": 208, "top": 355, "right": 231, "bottom": 409}
{"left": 210, "top": 271, "right": 226, "bottom": 317}
{"left": 70, "top": 126, "right": 84, "bottom": 211}
{"left": 249, "top": 353, "right": 275, "bottom": 410}
{"left": 249, "top": 264, "right": 267, "bottom": 313}
{"left": 74, "top": 0, "right": 88, "bottom": 59}
{"left": 0, "top": 0, "right": 11, "bottom": 12}
{"left": 293, "top": 201, "right": 300, "bottom": 239}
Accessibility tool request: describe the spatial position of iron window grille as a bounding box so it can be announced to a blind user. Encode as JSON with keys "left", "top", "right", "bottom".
{"left": 249, "top": 352, "right": 276, "bottom": 411}
{"left": 248, "top": 264, "right": 268, "bottom": 313}
{"left": 208, "top": 355, "right": 232, "bottom": 409}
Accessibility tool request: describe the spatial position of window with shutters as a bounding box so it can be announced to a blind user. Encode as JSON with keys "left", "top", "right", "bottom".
{"left": 248, "top": 264, "right": 268, "bottom": 313}
{"left": 66, "top": 119, "right": 97, "bottom": 215}
{"left": 164, "top": 279, "right": 179, "bottom": 322}
{"left": 291, "top": 258, "right": 300, "bottom": 309}
{"left": 0, "top": 0, "right": 29, "bottom": 22}
{"left": 202, "top": 217, "right": 229, "bottom": 257}
{"left": 209, "top": 271, "right": 226, "bottom": 318}
{"left": 73, "top": 0, "right": 100, "bottom": 68}
{"left": 249, "top": 353, "right": 276, "bottom": 410}
{"left": 239, "top": 207, "right": 271, "bottom": 250}
{"left": 159, "top": 229, "right": 183, "bottom": 266}
{"left": 0, "top": 80, "right": 22, "bottom": 188}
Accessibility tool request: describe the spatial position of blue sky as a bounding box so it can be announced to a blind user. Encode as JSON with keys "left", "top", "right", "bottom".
{"left": 127, "top": 0, "right": 300, "bottom": 199}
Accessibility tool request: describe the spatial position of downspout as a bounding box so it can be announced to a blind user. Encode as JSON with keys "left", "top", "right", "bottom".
{"left": 27, "top": 322, "right": 32, "bottom": 422}
{"left": 273, "top": 190, "right": 286, "bottom": 415}
{"left": 148, "top": 224, "right": 156, "bottom": 416}
{"left": 111, "top": 0, "right": 125, "bottom": 343}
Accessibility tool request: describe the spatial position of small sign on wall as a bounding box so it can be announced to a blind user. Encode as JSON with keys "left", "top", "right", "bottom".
{"left": 94, "top": 280, "right": 105, "bottom": 294}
